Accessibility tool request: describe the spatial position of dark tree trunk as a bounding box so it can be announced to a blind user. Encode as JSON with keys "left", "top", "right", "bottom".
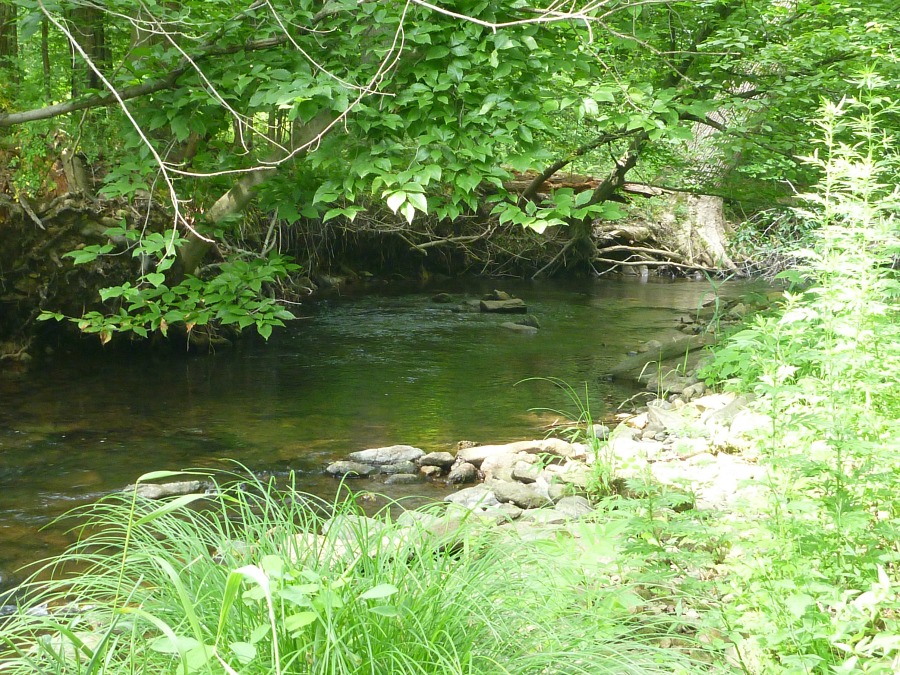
{"left": 41, "top": 17, "right": 51, "bottom": 99}
{"left": 68, "top": 6, "right": 108, "bottom": 97}
{"left": 0, "top": 1, "right": 18, "bottom": 86}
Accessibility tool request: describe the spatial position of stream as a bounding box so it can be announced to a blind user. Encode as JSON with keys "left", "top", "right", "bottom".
{"left": 0, "top": 277, "right": 760, "bottom": 588}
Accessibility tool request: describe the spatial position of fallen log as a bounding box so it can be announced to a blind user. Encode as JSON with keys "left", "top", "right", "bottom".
{"left": 604, "top": 333, "right": 715, "bottom": 380}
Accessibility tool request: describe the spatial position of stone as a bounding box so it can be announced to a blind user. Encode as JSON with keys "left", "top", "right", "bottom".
{"left": 431, "top": 293, "right": 454, "bottom": 303}
{"left": 397, "top": 510, "right": 440, "bottom": 528}
{"left": 730, "top": 409, "right": 770, "bottom": 438}
{"left": 380, "top": 460, "right": 418, "bottom": 475}
{"left": 500, "top": 322, "right": 538, "bottom": 334}
{"left": 325, "top": 461, "right": 379, "bottom": 478}
{"left": 548, "top": 482, "right": 570, "bottom": 501}
{"left": 481, "top": 452, "right": 534, "bottom": 482}
{"left": 456, "top": 438, "right": 577, "bottom": 467}
{"left": 418, "top": 451, "right": 455, "bottom": 468}
{"left": 590, "top": 424, "right": 610, "bottom": 440}
{"left": 643, "top": 371, "right": 698, "bottom": 394}
{"left": 480, "top": 299, "right": 527, "bottom": 314}
{"left": 608, "top": 436, "right": 665, "bottom": 462}
{"left": 520, "top": 509, "right": 568, "bottom": 525}
{"left": 419, "top": 465, "right": 443, "bottom": 478}
{"left": 516, "top": 315, "right": 541, "bottom": 329}
{"left": 489, "top": 480, "right": 552, "bottom": 510}
{"left": 512, "top": 460, "right": 541, "bottom": 483}
{"left": 554, "top": 496, "right": 594, "bottom": 519}
{"left": 124, "top": 480, "right": 206, "bottom": 499}
{"left": 444, "top": 485, "right": 500, "bottom": 509}
{"left": 384, "top": 473, "right": 420, "bottom": 485}
{"left": 495, "top": 503, "right": 524, "bottom": 520}
{"left": 552, "top": 464, "right": 590, "bottom": 489}
{"left": 446, "top": 461, "right": 477, "bottom": 484}
{"left": 637, "top": 339, "right": 663, "bottom": 353}
{"left": 348, "top": 444, "right": 424, "bottom": 465}
{"left": 700, "top": 394, "right": 755, "bottom": 425}
{"left": 647, "top": 404, "right": 688, "bottom": 434}
{"left": 483, "top": 289, "right": 512, "bottom": 301}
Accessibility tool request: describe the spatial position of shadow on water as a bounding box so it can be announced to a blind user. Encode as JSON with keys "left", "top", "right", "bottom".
{"left": 0, "top": 276, "right": 760, "bottom": 586}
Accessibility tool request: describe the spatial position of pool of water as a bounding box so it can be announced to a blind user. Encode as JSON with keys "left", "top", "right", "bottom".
{"left": 0, "top": 276, "right": 758, "bottom": 586}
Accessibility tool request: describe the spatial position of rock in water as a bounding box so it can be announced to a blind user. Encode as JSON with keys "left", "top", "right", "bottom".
{"left": 446, "top": 462, "right": 477, "bottom": 484}
{"left": 380, "top": 461, "right": 418, "bottom": 475}
{"left": 480, "top": 299, "right": 527, "bottom": 313}
{"left": 418, "top": 452, "right": 456, "bottom": 468}
{"left": 500, "top": 322, "right": 538, "bottom": 334}
{"left": 325, "top": 461, "right": 379, "bottom": 478}
{"left": 124, "top": 481, "right": 205, "bottom": 499}
{"left": 348, "top": 445, "right": 424, "bottom": 465}
{"left": 385, "top": 474, "right": 420, "bottom": 485}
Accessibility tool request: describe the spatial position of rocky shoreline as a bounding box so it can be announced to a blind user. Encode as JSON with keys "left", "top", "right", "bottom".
{"left": 318, "top": 386, "right": 768, "bottom": 539}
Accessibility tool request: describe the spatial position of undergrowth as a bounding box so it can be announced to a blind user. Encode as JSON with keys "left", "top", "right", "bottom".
{"left": 700, "top": 86, "right": 900, "bottom": 673}
{"left": 0, "top": 469, "right": 715, "bottom": 675}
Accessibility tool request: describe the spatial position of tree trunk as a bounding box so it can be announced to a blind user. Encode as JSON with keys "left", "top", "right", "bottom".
{"left": 0, "top": 1, "right": 18, "bottom": 86}
{"left": 174, "top": 110, "right": 339, "bottom": 278}
{"left": 41, "top": 17, "right": 50, "bottom": 99}
{"left": 67, "top": 6, "right": 108, "bottom": 97}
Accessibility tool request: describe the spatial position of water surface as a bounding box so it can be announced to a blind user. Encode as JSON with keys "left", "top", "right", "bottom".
{"left": 0, "top": 277, "right": 755, "bottom": 585}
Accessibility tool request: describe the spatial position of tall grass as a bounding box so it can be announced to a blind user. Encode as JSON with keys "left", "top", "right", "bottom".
{"left": 0, "top": 470, "right": 712, "bottom": 674}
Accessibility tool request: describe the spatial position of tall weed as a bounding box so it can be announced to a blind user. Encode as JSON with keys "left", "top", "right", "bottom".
{"left": 704, "top": 86, "right": 900, "bottom": 673}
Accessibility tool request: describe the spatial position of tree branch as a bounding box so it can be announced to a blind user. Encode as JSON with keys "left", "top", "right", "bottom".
{"left": 0, "top": 36, "right": 288, "bottom": 128}
{"left": 521, "top": 127, "right": 637, "bottom": 200}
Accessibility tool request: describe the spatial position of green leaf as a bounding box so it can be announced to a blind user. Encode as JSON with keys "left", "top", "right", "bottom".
{"left": 368, "top": 605, "right": 400, "bottom": 617}
{"left": 406, "top": 192, "right": 428, "bottom": 213}
{"left": 149, "top": 635, "right": 201, "bottom": 655}
{"left": 257, "top": 323, "right": 273, "bottom": 340}
{"left": 134, "top": 493, "right": 208, "bottom": 525}
{"left": 284, "top": 612, "right": 318, "bottom": 633}
{"left": 145, "top": 273, "right": 166, "bottom": 288}
{"left": 229, "top": 642, "right": 256, "bottom": 664}
{"left": 359, "top": 583, "right": 399, "bottom": 600}
{"left": 386, "top": 191, "right": 406, "bottom": 213}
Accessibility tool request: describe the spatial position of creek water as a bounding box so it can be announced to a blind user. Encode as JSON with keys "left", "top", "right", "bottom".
{"left": 0, "top": 277, "right": 758, "bottom": 588}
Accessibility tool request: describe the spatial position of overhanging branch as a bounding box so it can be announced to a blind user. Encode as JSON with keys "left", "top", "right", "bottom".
{"left": 0, "top": 37, "right": 289, "bottom": 128}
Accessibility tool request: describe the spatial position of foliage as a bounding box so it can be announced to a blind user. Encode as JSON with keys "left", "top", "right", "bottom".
{"left": 698, "top": 89, "right": 900, "bottom": 672}
{"left": 38, "top": 223, "right": 299, "bottom": 342}
{"left": 1, "top": 0, "right": 896, "bottom": 339}
{"left": 0, "top": 470, "right": 713, "bottom": 674}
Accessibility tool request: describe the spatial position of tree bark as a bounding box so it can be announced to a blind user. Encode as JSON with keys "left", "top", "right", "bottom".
{"left": 174, "top": 110, "right": 338, "bottom": 277}
{"left": 67, "top": 6, "right": 108, "bottom": 97}
{"left": 0, "top": 1, "right": 18, "bottom": 86}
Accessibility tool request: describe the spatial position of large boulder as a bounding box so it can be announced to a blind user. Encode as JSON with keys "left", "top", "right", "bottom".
{"left": 501, "top": 322, "right": 538, "bottom": 334}
{"left": 554, "top": 496, "right": 594, "bottom": 519}
{"left": 348, "top": 444, "right": 424, "bottom": 465}
{"left": 380, "top": 460, "right": 418, "bottom": 475}
{"left": 384, "top": 473, "right": 420, "bottom": 485}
